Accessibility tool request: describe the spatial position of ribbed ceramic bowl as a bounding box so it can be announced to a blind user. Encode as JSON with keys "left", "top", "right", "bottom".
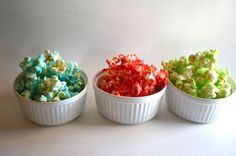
{"left": 93, "top": 71, "right": 167, "bottom": 124}
{"left": 14, "top": 71, "right": 88, "bottom": 126}
{"left": 166, "top": 77, "right": 236, "bottom": 123}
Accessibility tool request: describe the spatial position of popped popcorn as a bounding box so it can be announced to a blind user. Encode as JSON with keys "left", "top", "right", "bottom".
{"left": 98, "top": 54, "right": 168, "bottom": 97}
{"left": 15, "top": 50, "right": 85, "bottom": 102}
{"left": 162, "top": 50, "right": 232, "bottom": 99}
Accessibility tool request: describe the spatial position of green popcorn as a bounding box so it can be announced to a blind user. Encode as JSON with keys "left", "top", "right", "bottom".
{"left": 15, "top": 50, "right": 85, "bottom": 102}
{"left": 182, "top": 69, "right": 192, "bottom": 81}
{"left": 176, "top": 56, "right": 188, "bottom": 73}
{"left": 169, "top": 72, "right": 185, "bottom": 83}
{"left": 190, "top": 50, "right": 217, "bottom": 69}
{"left": 162, "top": 60, "right": 176, "bottom": 73}
{"left": 175, "top": 79, "right": 184, "bottom": 90}
{"left": 162, "top": 56, "right": 188, "bottom": 74}
{"left": 194, "top": 67, "right": 208, "bottom": 76}
{"left": 204, "top": 69, "right": 218, "bottom": 84}
{"left": 201, "top": 83, "right": 219, "bottom": 99}
{"left": 195, "top": 76, "right": 205, "bottom": 89}
{"left": 217, "top": 68, "right": 230, "bottom": 82}
{"left": 180, "top": 79, "right": 198, "bottom": 97}
{"left": 162, "top": 49, "right": 232, "bottom": 99}
{"left": 216, "top": 81, "right": 231, "bottom": 98}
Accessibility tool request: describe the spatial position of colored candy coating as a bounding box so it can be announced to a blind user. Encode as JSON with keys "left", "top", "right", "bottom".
{"left": 162, "top": 50, "right": 232, "bottom": 99}
{"left": 98, "top": 54, "right": 168, "bottom": 97}
{"left": 16, "top": 50, "right": 85, "bottom": 102}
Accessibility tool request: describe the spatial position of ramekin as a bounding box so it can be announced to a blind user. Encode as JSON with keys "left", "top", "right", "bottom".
{"left": 14, "top": 71, "right": 88, "bottom": 126}
{"left": 166, "top": 77, "right": 236, "bottom": 123}
{"left": 93, "top": 71, "right": 167, "bottom": 124}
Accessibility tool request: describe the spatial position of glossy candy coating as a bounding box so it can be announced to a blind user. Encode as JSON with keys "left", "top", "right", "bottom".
{"left": 162, "top": 50, "right": 232, "bottom": 99}
{"left": 15, "top": 50, "right": 85, "bottom": 102}
{"left": 98, "top": 54, "right": 168, "bottom": 97}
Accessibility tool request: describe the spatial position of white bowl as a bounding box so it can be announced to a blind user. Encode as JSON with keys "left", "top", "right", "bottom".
{"left": 14, "top": 71, "right": 88, "bottom": 126}
{"left": 93, "top": 71, "right": 167, "bottom": 124}
{"left": 166, "top": 77, "right": 236, "bottom": 123}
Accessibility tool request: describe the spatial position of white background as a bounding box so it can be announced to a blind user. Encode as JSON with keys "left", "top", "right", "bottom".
{"left": 0, "top": 0, "right": 236, "bottom": 156}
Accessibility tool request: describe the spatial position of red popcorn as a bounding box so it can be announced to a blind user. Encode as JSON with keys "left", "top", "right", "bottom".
{"left": 98, "top": 54, "right": 168, "bottom": 97}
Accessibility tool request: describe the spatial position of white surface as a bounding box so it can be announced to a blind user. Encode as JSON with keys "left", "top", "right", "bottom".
{"left": 0, "top": 0, "right": 236, "bottom": 156}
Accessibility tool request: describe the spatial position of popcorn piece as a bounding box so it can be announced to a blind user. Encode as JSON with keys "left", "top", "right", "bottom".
{"left": 45, "top": 50, "right": 62, "bottom": 62}
{"left": 19, "top": 57, "right": 35, "bottom": 71}
{"left": 98, "top": 54, "right": 168, "bottom": 97}
{"left": 52, "top": 60, "right": 66, "bottom": 74}
{"left": 162, "top": 50, "right": 232, "bottom": 99}
{"left": 21, "top": 90, "right": 31, "bottom": 99}
{"left": 39, "top": 95, "right": 47, "bottom": 102}
{"left": 16, "top": 50, "right": 85, "bottom": 102}
{"left": 34, "top": 54, "right": 46, "bottom": 74}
